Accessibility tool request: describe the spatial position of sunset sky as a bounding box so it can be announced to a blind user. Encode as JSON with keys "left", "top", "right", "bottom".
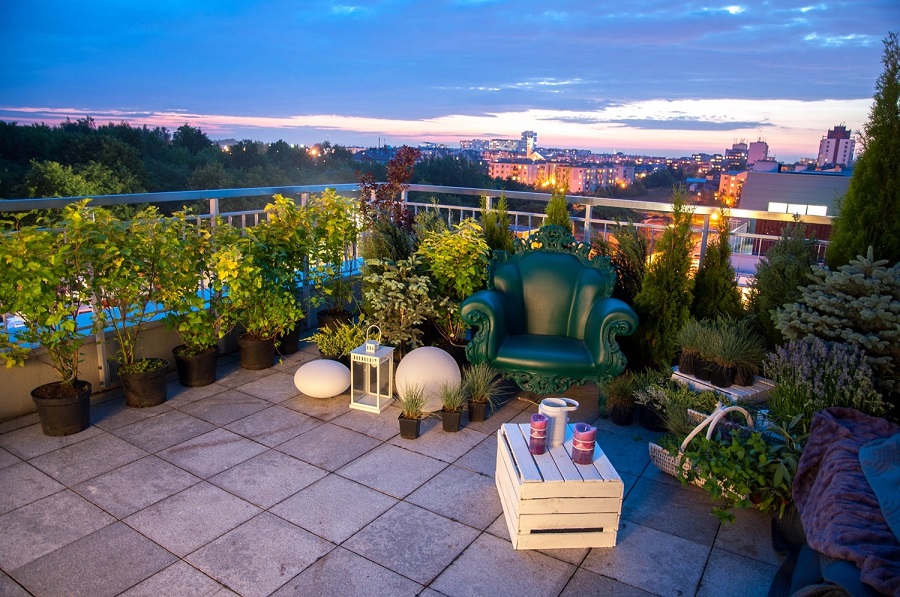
{"left": 1, "top": 1, "right": 896, "bottom": 161}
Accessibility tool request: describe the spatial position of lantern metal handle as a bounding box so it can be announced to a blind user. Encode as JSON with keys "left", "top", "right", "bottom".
{"left": 364, "top": 325, "right": 382, "bottom": 353}
{"left": 366, "top": 325, "right": 382, "bottom": 343}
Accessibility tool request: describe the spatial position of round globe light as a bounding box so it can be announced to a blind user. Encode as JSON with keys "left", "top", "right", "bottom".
{"left": 395, "top": 346, "right": 461, "bottom": 412}
{"left": 294, "top": 359, "right": 350, "bottom": 398}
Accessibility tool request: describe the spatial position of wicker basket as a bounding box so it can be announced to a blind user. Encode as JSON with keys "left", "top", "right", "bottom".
{"left": 648, "top": 405, "right": 754, "bottom": 492}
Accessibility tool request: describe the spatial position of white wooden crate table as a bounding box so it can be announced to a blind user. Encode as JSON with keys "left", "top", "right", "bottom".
{"left": 495, "top": 422, "right": 624, "bottom": 550}
{"left": 672, "top": 366, "right": 774, "bottom": 404}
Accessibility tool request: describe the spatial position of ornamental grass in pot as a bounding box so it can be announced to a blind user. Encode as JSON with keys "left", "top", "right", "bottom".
{"left": 0, "top": 201, "right": 97, "bottom": 435}
{"left": 676, "top": 319, "right": 708, "bottom": 376}
{"left": 397, "top": 382, "right": 427, "bottom": 439}
{"left": 463, "top": 362, "right": 503, "bottom": 422}
{"left": 438, "top": 380, "right": 466, "bottom": 432}
{"left": 600, "top": 373, "right": 637, "bottom": 426}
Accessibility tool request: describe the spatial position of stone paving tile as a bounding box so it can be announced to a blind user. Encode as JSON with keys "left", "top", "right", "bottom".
{"left": 187, "top": 512, "right": 333, "bottom": 597}
{"left": 388, "top": 418, "right": 488, "bottom": 463}
{"left": 461, "top": 397, "right": 529, "bottom": 435}
{"left": 123, "top": 482, "right": 260, "bottom": 557}
{"left": 715, "top": 506, "right": 781, "bottom": 567}
{"left": 271, "top": 474, "right": 397, "bottom": 544}
{"left": 331, "top": 406, "right": 403, "bottom": 441}
{"left": 224, "top": 405, "right": 321, "bottom": 447}
{"left": 208, "top": 450, "right": 327, "bottom": 509}
{"left": 344, "top": 501, "right": 479, "bottom": 585}
{"left": 28, "top": 431, "right": 149, "bottom": 486}
{"left": 696, "top": 547, "right": 779, "bottom": 597}
{"left": 581, "top": 521, "right": 711, "bottom": 596}
{"left": 0, "top": 412, "right": 39, "bottom": 435}
{"left": 619, "top": 471, "right": 639, "bottom": 499}
{"left": 214, "top": 361, "right": 272, "bottom": 389}
{"left": 0, "top": 490, "right": 115, "bottom": 570}
{"left": 276, "top": 422, "right": 380, "bottom": 471}
{"left": 233, "top": 371, "right": 301, "bottom": 404}
{"left": 120, "top": 561, "right": 226, "bottom": 597}
{"left": 10, "top": 522, "right": 176, "bottom": 597}
{"left": 338, "top": 443, "right": 446, "bottom": 499}
{"left": 178, "top": 389, "right": 271, "bottom": 427}
{"left": 111, "top": 409, "right": 216, "bottom": 453}
{"left": 595, "top": 431, "right": 652, "bottom": 477}
{"left": 431, "top": 532, "right": 576, "bottom": 597}
{"left": 406, "top": 465, "right": 502, "bottom": 530}
{"left": 156, "top": 428, "right": 268, "bottom": 479}
{"left": 0, "top": 446, "right": 20, "bottom": 470}
{"left": 73, "top": 455, "right": 201, "bottom": 518}
{"left": 281, "top": 392, "right": 351, "bottom": 421}
{"left": 0, "top": 571, "right": 29, "bottom": 597}
{"left": 0, "top": 461, "right": 64, "bottom": 515}
{"left": 621, "top": 476, "right": 720, "bottom": 546}
{"left": 453, "top": 434, "right": 498, "bottom": 477}
{"left": 272, "top": 546, "right": 422, "bottom": 596}
{"left": 560, "top": 568, "right": 656, "bottom": 596}
{"left": 0, "top": 423, "right": 102, "bottom": 460}
{"left": 91, "top": 398, "right": 173, "bottom": 431}
{"left": 165, "top": 381, "right": 230, "bottom": 408}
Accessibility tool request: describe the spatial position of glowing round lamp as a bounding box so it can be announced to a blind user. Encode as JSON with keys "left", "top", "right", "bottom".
{"left": 395, "top": 346, "right": 461, "bottom": 412}
{"left": 294, "top": 359, "right": 350, "bottom": 398}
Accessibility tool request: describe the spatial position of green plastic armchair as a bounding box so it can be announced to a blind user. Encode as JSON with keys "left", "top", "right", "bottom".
{"left": 460, "top": 225, "right": 638, "bottom": 393}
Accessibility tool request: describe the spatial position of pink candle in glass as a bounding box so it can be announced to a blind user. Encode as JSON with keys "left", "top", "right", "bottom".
{"left": 529, "top": 413, "right": 548, "bottom": 455}
{"left": 572, "top": 422, "right": 596, "bottom": 465}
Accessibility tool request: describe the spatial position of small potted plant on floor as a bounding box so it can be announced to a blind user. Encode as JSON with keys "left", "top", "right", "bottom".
{"left": 600, "top": 373, "right": 637, "bottom": 426}
{"left": 308, "top": 320, "right": 367, "bottom": 366}
{"left": 397, "top": 382, "right": 427, "bottom": 439}
{"left": 0, "top": 201, "right": 97, "bottom": 435}
{"left": 438, "top": 380, "right": 466, "bottom": 432}
{"left": 463, "top": 362, "right": 503, "bottom": 422}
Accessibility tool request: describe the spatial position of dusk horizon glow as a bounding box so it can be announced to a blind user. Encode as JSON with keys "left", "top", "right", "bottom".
{"left": 2, "top": 1, "right": 897, "bottom": 162}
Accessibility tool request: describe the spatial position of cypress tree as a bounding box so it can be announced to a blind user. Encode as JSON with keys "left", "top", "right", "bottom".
{"left": 691, "top": 210, "right": 744, "bottom": 320}
{"left": 544, "top": 174, "right": 572, "bottom": 231}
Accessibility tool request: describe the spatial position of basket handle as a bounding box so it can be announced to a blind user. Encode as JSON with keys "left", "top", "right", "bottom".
{"left": 679, "top": 405, "right": 754, "bottom": 453}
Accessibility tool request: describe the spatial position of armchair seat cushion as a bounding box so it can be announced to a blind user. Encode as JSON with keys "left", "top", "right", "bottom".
{"left": 494, "top": 335, "right": 595, "bottom": 376}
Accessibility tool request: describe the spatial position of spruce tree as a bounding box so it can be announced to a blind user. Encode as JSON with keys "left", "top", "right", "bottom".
{"left": 827, "top": 32, "right": 900, "bottom": 267}
{"left": 691, "top": 210, "right": 744, "bottom": 320}
{"left": 544, "top": 174, "right": 572, "bottom": 231}
{"left": 481, "top": 194, "right": 515, "bottom": 253}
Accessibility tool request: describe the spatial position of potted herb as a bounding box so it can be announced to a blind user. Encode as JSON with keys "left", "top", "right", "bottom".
{"left": 463, "top": 362, "right": 503, "bottom": 422}
{"left": 90, "top": 206, "right": 172, "bottom": 407}
{"left": 158, "top": 212, "right": 237, "bottom": 387}
{"left": 600, "top": 373, "right": 637, "bottom": 426}
{"left": 308, "top": 320, "right": 367, "bottom": 366}
{"left": 0, "top": 201, "right": 97, "bottom": 435}
{"left": 438, "top": 380, "right": 466, "bottom": 432}
{"left": 308, "top": 189, "right": 361, "bottom": 328}
{"left": 397, "top": 382, "right": 427, "bottom": 439}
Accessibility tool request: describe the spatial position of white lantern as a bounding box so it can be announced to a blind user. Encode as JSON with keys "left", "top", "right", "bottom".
{"left": 349, "top": 326, "right": 394, "bottom": 413}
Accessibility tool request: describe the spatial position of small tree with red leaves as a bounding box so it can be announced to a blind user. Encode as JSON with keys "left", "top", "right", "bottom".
{"left": 356, "top": 145, "right": 421, "bottom": 228}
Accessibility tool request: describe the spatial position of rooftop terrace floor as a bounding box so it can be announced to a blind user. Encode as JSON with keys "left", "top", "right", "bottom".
{"left": 0, "top": 343, "right": 780, "bottom": 596}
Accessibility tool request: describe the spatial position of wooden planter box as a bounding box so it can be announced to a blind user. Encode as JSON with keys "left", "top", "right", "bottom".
{"left": 672, "top": 366, "right": 775, "bottom": 404}
{"left": 495, "top": 423, "right": 624, "bottom": 550}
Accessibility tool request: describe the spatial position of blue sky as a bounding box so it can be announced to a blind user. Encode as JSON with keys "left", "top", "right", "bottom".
{"left": 1, "top": 1, "right": 896, "bottom": 161}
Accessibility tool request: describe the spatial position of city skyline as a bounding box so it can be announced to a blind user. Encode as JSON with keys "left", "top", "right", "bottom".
{"left": 1, "top": 1, "right": 896, "bottom": 162}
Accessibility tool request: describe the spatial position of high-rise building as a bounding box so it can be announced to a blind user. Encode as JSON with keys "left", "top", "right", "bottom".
{"left": 748, "top": 140, "right": 768, "bottom": 166}
{"left": 816, "top": 125, "right": 855, "bottom": 168}
{"left": 724, "top": 141, "right": 748, "bottom": 171}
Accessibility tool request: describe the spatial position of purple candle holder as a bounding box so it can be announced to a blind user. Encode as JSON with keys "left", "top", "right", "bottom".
{"left": 529, "top": 413, "right": 548, "bottom": 455}
{"left": 572, "top": 422, "right": 596, "bottom": 465}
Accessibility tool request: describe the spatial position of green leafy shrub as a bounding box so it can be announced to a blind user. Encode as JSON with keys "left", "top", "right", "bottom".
{"left": 775, "top": 247, "right": 899, "bottom": 400}
{"left": 481, "top": 194, "right": 515, "bottom": 253}
{"left": 362, "top": 256, "right": 439, "bottom": 352}
{"left": 308, "top": 321, "right": 367, "bottom": 358}
{"left": 544, "top": 180, "right": 572, "bottom": 231}
{"left": 691, "top": 211, "right": 743, "bottom": 321}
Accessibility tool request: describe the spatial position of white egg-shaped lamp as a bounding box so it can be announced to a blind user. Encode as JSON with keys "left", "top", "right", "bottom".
{"left": 395, "top": 346, "right": 461, "bottom": 412}
{"left": 294, "top": 359, "right": 351, "bottom": 398}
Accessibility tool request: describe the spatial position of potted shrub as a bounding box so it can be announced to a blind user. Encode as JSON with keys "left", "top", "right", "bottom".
{"left": 217, "top": 231, "right": 304, "bottom": 370}
{"left": 308, "top": 189, "right": 361, "bottom": 328}
{"left": 0, "top": 201, "right": 97, "bottom": 435}
{"left": 308, "top": 320, "right": 367, "bottom": 366}
{"left": 158, "top": 212, "right": 237, "bottom": 387}
{"left": 463, "top": 362, "right": 503, "bottom": 422}
{"left": 600, "top": 373, "right": 637, "bottom": 426}
{"left": 397, "top": 382, "right": 427, "bottom": 439}
{"left": 438, "top": 380, "right": 466, "bottom": 432}
{"left": 633, "top": 369, "right": 672, "bottom": 431}
{"left": 90, "top": 206, "right": 172, "bottom": 407}
{"left": 694, "top": 325, "right": 718, "bottom": 382}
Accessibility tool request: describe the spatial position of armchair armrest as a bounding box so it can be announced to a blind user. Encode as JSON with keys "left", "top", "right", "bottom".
{"left": 584, "top": 298, "right": 638, "bottom": 375}
{"left": 460, "top": 289, "right": 508, "bottom": 363}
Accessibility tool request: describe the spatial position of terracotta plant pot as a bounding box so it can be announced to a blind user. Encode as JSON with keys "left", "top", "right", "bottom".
{"left": 120, "top": 359, "right": 168, "bottom": 408}
{"left": 398, "top": 415, "right": 422, "bottom": 439}
{"left": 173, "top": 345, "right": 218, "bottom": 387}
{"left": 238, "top": 334, "right": 275, "bottom": 370}
{"left": 31, "top": 380, "right": 91, "bottom": 436}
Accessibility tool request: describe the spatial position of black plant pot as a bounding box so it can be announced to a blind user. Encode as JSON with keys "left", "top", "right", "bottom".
{"left": 694, "top": 357, "right": 713, "bottom": 381}
{"left": 398, "top": 415, "right": 422, "bottom": 439}
{"left": 608, "top": 405, "right": 633, "bottom": 426}
{"left": 440, "top": 409, "right": 462, "bottom": 432}
{"left": 238, "top": 334, "right": 275, "bottom": 370}
{"left": 735, "top": 367, "right": 756, "bottom": 387}
{"left": 31, "top": 380, "right": 91, "bottom": 436}
{"left": 275, "top": 321, "right": 303, "bottom": 355}
{"left": 771, "top": 502, "right": 806, "bottom": 553}
{"left": 120, "top": 359, "right": 168, "bottom": 408}
{"left": 317, "top": 309, "right": 353, "bottom": 331}
{"left": 710, "top": 364, "right": 736, "bottom": 388}
{"left": 678, "top": 352, "right": 697, "bottom": 376}
{"left": 173, "top": 345, "right": 218, "bottom": 387}
{"left": 468, "top": 401, "right": 488, "bottom": 422}
{"left": 639, "top": 404, "right": 667, "bottom": 432}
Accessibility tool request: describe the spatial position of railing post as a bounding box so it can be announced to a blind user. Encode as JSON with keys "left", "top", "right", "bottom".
{"left": 584, "top": 204, "right": 593, "bottom": 243}
{"left": 401, "top": 190, "right": 408, "bottom": 204}
{"left": 698, "top": 213, "right": 711, "bottom": 269}
{"left": 209, "top": 197, "right": 219, "bottom": 223}
{"left": 91, "top": 294, "right": 110, "bottom": 391}
{"left": 300, "top": 193, "right": 309, "bottom": 207}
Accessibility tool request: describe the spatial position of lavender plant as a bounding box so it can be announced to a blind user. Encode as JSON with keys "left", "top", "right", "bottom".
{"left": 764, "top": 338, "right": 886, "bottom": 432}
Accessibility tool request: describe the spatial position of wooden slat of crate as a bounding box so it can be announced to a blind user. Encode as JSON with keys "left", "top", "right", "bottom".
{"left": 671, "top": 367, "right": 774, "bottom": 404}
{"left": 496, "top": 423, "right": 624, "bottom": 550}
